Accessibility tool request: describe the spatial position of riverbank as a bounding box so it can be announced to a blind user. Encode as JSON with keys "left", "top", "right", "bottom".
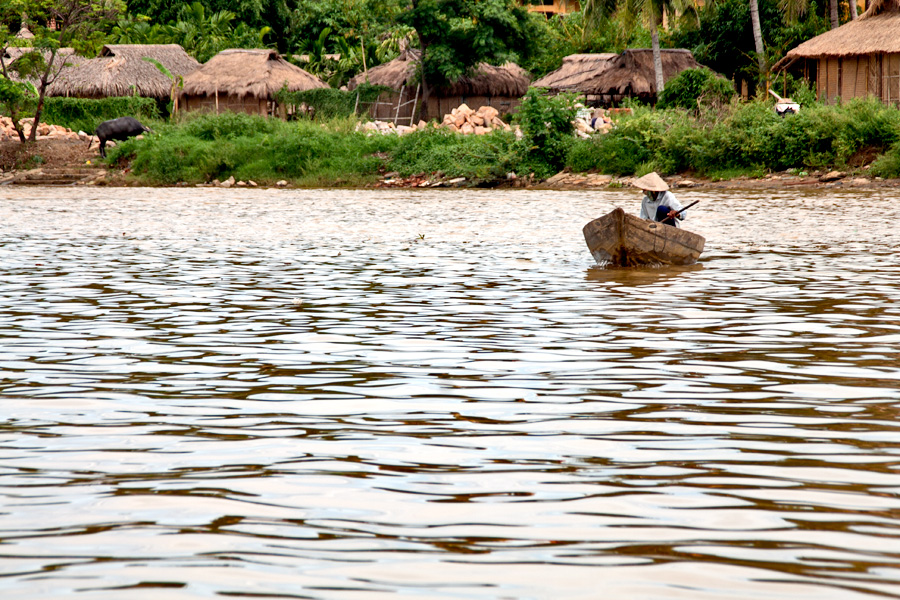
{"left": 3, "top": 137, "right": 898, "bottom": 191}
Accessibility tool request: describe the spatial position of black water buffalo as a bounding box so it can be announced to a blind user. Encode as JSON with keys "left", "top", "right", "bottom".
{"left": 94, "top": 117, "right": 153, "bottom": 158}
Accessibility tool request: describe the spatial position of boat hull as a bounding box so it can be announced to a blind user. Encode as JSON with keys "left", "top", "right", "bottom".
{"left": 583, "top": 207, "right": 705, "bottom": 266}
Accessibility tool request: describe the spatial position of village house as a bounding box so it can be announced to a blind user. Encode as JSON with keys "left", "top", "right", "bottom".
{"left": 179, "top": 49, "right": 328, "bottom": 117}
{"left": 531, "top": 53, "right": 619, "bottom": 100}
{"left": 579, "top": 48, "right": 705, "bottom": 105}
{"left": 46, "top": 44, "right": 200, "bottom": 108}
{"left": 347, "top": 49, "right": 530, "bottom": 122}
{"left": 773, "top": 0, "right": 900, "bottom": 105}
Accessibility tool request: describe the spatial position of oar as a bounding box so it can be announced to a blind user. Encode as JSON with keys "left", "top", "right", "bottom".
{"left": 669, "top": 200, "right": 699, "bottom": 220}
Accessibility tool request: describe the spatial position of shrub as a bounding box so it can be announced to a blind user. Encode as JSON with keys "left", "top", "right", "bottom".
{"left": 870, "top": 142, "right": 900, "bottom": 178}
{"left": 109, "top": 112, "right": 397, "bottom": 186}
{"left": 41, "top": 97, "right": 160, "bottom": 133}
{"left": 514, "top": 88, "right": 579, "bottom": 176}
{"left": 657, "top": 68, "right": 734, "bottom": 111}
{"left": 388, "top": 126, "right": 520, "bottom": 180}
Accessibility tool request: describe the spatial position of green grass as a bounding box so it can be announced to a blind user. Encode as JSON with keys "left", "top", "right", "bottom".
{"left": 108, "top": 112, "right": 398, "bottom": 186}
{"left": 566, "top": 97, "right": 900, "bottom": 177}
{"left": 108, "top": 97, "right": 900, "bottom": 187}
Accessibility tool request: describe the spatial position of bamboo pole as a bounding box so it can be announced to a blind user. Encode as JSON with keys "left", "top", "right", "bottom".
{"left": 395, "top": 84, "right": 405, "bottom": 124}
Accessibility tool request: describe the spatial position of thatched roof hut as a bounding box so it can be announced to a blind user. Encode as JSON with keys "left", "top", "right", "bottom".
{"left": 772, "top": 0, "right": 900, "bottom": 104}
{"left": 46, "top": 44, "right": 199, "bottom": 101}
{"left": 180, "top": 49, "right": 328, "bottom": 116}
{"left": 580, "top": 49, "right": 705, "bottom": 104}
{"left": 347, "top": 49, "right": 530, "bottom": 121}
{"left": 531, "top": 54, "right": 618, "bottom": 92}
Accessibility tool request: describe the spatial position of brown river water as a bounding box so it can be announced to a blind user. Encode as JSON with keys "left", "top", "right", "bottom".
{"left": 1, "top": 186, "right": 900, "bottom": 599}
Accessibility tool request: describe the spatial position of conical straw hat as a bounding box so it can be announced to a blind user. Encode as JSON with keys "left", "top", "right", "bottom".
{"left": 632, "top": 172, "right": 669, "bottom": 192}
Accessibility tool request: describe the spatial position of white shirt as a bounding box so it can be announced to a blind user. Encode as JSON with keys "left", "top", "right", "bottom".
{"left": 639, "top": 190, "right": 685, "bottom": 227}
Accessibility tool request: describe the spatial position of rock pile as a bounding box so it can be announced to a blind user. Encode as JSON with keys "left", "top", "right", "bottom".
{"left": 356, "top": 120, "right": 428, "bottom": 136}
{"left": 440, "top": 104, "right": 512, "bottom": 135}
{"left": 1, "top": 117, "right": 90, "bottom": 141}
{"left": 356, "top": 103, "right": 617, "bottom": 138}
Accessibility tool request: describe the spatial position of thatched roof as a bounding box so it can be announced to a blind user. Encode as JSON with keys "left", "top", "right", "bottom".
{"left": 181, "top": 49, "right": 328, "bottom": 98}
{"left": 3, "top": 47, "right": 75, "bottom": 66}
{"left": 773, "top": 0, "right": 900, "bottom": 70}
{"left": 580, "top": 49, "right": 704, "bottom": 97}
{"left": 47, "top": 44, "right": 200, "bottom": 100}
{"left": 348, "top": 50, "right": 418, "bottom": 91}
{"left": 531, "top": 54, "right": 618, "bottom": 91}
{"left": 348, "top": 49, "right": 531, "bottom": 97}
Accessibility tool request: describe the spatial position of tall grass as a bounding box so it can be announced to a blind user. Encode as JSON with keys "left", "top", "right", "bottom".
{"left": 108, "top": 112, "right": 398, "bottom": 186}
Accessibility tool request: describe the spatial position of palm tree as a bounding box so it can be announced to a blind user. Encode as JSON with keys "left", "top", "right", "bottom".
{"left": 829, "top": 0, "right": 840, "bottom": 26}
{"left": 750, "top": 0, "right": 766, "bottom": 79}
{"left": 584, "top": 0, "right": 689, "bottom": 94}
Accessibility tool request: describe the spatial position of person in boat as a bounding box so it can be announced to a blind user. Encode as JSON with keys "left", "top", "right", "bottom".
{"left": 634, "top": 172, "right": 686, "bottom": 227}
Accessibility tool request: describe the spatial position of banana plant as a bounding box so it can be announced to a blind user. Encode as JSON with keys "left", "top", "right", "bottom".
{"left": 142, "top": 56, "right": 183, "bottom": 117}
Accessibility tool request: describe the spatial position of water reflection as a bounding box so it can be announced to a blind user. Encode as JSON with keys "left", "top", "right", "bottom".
{"left": 585, "top": 263, "right": 705, "bottom": 285}
{"left": 1, "top": 187, "right": 900, "bottom": 599}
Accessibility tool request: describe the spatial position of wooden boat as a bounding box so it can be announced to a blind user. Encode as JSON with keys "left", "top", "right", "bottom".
{"left": 583, "top": 207, "right": 705, "bottom": 266}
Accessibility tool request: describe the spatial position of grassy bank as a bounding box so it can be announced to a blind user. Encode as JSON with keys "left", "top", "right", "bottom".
{"left": 569, "top": 97, "right": 900, "bottom": 180}
{"left": 107, "top": 95, "right": 900, "bottom": 186}
{"left": 108, "top": 112, "right": 399, "bottom": 187}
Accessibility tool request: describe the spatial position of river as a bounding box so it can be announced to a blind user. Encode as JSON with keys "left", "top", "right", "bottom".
{"left": 1, "top": 186, "right": 900, "bottom": 599}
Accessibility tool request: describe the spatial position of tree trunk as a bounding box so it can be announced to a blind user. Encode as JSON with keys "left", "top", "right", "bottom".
{"left": 28, "top": 50, "right": 58, "bottom": 143}
{"left": 829, "top": 0, "right": 840, "bottom": 28}
{"left": 650, "top": 12, "right": 664, "bottom": 96}
{"left": 749, "top": 0, "right": 766, "bottom": 81}
{"left": 416, "top": 31, "right": 430, "bottom": 122}
{"left": 850, "top": 0, "right": 858, "bottom": 19}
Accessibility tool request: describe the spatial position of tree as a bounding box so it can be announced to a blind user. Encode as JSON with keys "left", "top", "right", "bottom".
{"left": 399, "top": 0, "right": 540, "bottom": 118}
{"left": 750, "top": 0, "right": 766, "bottom": 78}
{"left": 0, "top": 0, "right": 124, "bottom": 143}
{"left": 586, "top": 0, "right": 690, "bottom": 95}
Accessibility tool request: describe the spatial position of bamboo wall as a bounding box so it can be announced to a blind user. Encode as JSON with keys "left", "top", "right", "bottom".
{"left": 182, "top": 94, "right": 271, "bottom": 116}
{"left": 814, "top": 53, "right": 900, "bottom": 105}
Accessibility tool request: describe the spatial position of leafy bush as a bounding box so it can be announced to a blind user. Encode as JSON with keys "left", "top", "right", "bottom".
{"left": 41, "top": 97, "right": 160, "bottom": 134}
{"left": 0, "top": 78, "right": 37, "bottom": 121}
{"left": 657, "top": 68, "right": 734, "bottom": 110}
{"left": 388, "top": 127, "right": 521, "bottom": 180}
{"left": 870, "top": 141, "right": 900, "bottom": 178}
{"left": 514, "top": 88, "right": 579, "bottom": 176}
{"left": 566, "top": 97, "right": 900, "bottom": 177}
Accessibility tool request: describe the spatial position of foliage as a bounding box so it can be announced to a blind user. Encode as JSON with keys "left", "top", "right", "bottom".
{"left": 656, "top": 68, "right": 734, "bottom": 110}
{"left": 1, "top": 0, "right": 125, "bottom": 142}
{"left": 523, "top": 11, "right": 651, "bottom": 79}
{"left": 667, "top": 0, "right": 828, "bottom": 89}
{"left": 399, "top": 0, "right": 541, "bottom": 89}
{"left": 870, "top": 142, "right": 900, "bottom": 179}
{"left": 514, "top": 88, "right": 579, "bottom": 176}
{"left": 41, "top": 96, "right": 159, "bottom": 133}
{"left": 275, "top": 83, "right": 392, "bottom": 120}
{"left": 285, "top": 0, "right": 405, "bottom": 56}
{"left": 388, "top": 126, "right": 521, "bottom": 180}
{"left": 111, "top": 2, "right": 272, "bottom": 63}
{"left": 567, "top": 97, "right": 900, "bottom": 177}
{"left": 0, "top": 79, "right": 38, "bottom": 140}
{"left": 108, "top": 112, "right": 398, "bottom": 186}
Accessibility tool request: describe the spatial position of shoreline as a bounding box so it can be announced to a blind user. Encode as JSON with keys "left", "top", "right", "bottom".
{"left": 2, "top": 137, "right": 899, "bottom": 191}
